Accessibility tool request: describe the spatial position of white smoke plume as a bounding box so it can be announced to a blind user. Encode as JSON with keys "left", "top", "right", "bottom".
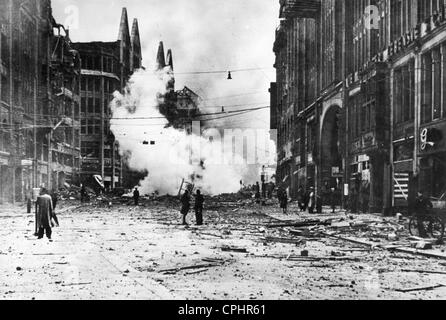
{"left": 110, "top": 66, "right": 274, "bottom": 196}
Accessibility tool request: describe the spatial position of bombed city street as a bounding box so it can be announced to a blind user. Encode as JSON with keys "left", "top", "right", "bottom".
{"left": 1, "top": 0, "right": 446, "bottom": 302}
{"left": 1, "top": 197, "right": 446, "bottom": 300}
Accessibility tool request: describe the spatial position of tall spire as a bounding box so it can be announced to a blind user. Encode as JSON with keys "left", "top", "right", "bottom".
{"left": 166, "top": 49, "right": 173, "bottom": 71}
{"left": 118, "top": 7, "right": 130, "bottom": 41}
{"left": 156, "top": 41, "right": 166, "bottom": 70}
{"left": 131, "top": 18, "right": 142, "bottom": 70}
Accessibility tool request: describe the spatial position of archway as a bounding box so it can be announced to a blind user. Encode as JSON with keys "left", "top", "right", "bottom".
{"left": 320, "top": 105, "right": 342, "bottom": 201}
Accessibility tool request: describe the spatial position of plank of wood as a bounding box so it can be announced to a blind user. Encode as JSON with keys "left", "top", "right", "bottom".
{"left": 221, "top": 246, "right": 248, "bottom": 253}
{"left": 184, "top": 268, "right": 209, "bottom": 275}
{"left": 394, "top": 284, "right": 445, "bottom": 293}
{"left": 322, "top": 233, "right": 377, "bottom": 248}
{"left": 159, "top": 263, "right": 223, "bottom": 273}
{"left": 61, "top": 282, "right": 92, "bottom": 287}
{"left": 400, "top": 269, "right": 446, "bottom": 275}
{"left": 389, "top": 247, "right": 446, "bottom": 261}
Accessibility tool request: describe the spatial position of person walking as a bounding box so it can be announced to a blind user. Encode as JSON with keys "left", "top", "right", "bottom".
{"left": 35, "top": 188, "right": 58, "bottom": 240}
{"left": 180, "top": 190, "right": 191, "bottom": 225}
{"left": 194, "top": 190, "right": 204, "bottom": 226}
{"left": 133, "top": 187, "right": 140, "bottom": 206}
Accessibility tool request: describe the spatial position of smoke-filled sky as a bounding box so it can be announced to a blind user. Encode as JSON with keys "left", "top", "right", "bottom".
{"left": 52, "top": 0, "right": 278, "bottom": 129}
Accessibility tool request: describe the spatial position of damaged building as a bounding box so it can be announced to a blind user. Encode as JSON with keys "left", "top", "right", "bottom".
{"left": 0, "top": 0, "right": 81, "bottom": 203}
{"left": 156, "top": 41, "right": 202, "bottom": 130}
{"left": 271, "top": 0, "right": 446, "bottom": 214}
{"left": 72, "top": 8, "right": 142, "bottom": 191}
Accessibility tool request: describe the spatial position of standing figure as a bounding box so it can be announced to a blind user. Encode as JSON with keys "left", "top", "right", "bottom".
{"left": 35, "top": 188, "right": 58, "bottom": 240}
{"left": 279, "top": 186, "right": 288, "bottom": 214}
{"left": 297, "top": 185, "right": 305, "bottom": 212}
{"left": 133, "top": 187, "right": 140, "bottom": 206}
{"left": 414, "top": 191, "right": 433, "bottom": 238}
{"left": 194, "top": 190, "right": 204, "bottom": 226}
{"left": 330, "top": 187, "right": 337, "bottom": 213}
{"left": 80, "top": 184, "right": 86, "bottom": 203}
{"left": 180, "top": 190, "right": 191, "bottom": 225}
{"left": 51, "top": 189, "right": 58, "bottom": 212}
{"left": 254, "top": 182, "right": 261, "bottom": 203}
{"left": 307, "top": 187, "right": 316, "bottom": 214}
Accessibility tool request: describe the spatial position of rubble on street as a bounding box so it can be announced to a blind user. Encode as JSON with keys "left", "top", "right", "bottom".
{"left": 1, "top": 198, "right": 446, "bottom": 300}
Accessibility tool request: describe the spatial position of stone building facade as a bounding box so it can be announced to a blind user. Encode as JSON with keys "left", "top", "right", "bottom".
{"left": 271, "top": 0, "right": 446, "bottom": 213}
{"left": 73, "top": 8, "right": 142, "bottom": 190}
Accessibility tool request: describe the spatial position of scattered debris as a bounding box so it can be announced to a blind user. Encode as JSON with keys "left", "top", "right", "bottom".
{"left": 221, "top": 246, "right": 248, "bottom": 253}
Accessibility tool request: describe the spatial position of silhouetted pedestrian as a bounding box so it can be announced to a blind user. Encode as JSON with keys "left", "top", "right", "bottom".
{"left": 180, "top": 190, "right": 191, "bottom": 225}
{"left": 194, "top": 190, "right": 204, "bottom": 225}
{"left": 133, "top": 187, "right": 140, "bottom": 206}
{"left": 35, "top": 188, "right": 59, "bottom": 240}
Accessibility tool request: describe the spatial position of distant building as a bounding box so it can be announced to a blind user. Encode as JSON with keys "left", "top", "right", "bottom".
{"left": 155, "top": 42, "right": 202, "bottom": 130}
{"left": 73, "top": 8, "right": 142, "bottom": 190}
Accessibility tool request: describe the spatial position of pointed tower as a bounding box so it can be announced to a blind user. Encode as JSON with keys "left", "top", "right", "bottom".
{"left": 131, "top": 18, "right": 142, "bottom": 71}
{"left": 118, "top": 8, "right": 130, "bottom": 42}
{"left": 118, "top": 7, "right": 131, "bottom": 78}
{"left": 156, "top": 41, "right": 166, "bottom": 70}
{"left": 166, "top": 49, "right": 173, "bottom": 71}
{"left": 166, "top": 49, "right": 175, "bottom": 92}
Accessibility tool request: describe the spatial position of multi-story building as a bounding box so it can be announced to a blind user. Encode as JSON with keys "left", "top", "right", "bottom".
{"left": 73, "top": 8, "right": 142, "bottom": 190}
{"left": 273, "top": 0, "right": 320, "bottom": 198}
{"left": 272, "top": 0, "right": 446, "bottom": 213}
{"left": 385, "top": 0, "right": 446, "bottom": 210}
{"left": 0, "top": 0, "right": 80, "bottom": 203}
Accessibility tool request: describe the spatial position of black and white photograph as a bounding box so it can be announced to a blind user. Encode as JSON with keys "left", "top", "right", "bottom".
{"left": 0, "top": 0, "right": 446, "bottom": 304}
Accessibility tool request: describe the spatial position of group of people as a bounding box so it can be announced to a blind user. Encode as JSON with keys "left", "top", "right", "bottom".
{"left": 180, "top": 189, "right": 205, "bottom": 226}
{"left": 277, "top": 185, "right": 322, "bottom": 215}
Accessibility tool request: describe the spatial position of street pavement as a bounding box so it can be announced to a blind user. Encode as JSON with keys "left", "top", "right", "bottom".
{"left": 1, "top": 200, "right": 446, "bottom": 300}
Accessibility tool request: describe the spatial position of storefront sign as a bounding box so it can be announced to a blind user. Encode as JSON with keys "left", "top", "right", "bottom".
{"left": 21, "top": 159, "right": 33, "bottom": 166}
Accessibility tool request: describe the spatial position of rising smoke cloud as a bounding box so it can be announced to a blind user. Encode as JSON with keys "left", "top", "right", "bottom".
{"left": 110, "top": 66, "right": 275, "bottom": 196}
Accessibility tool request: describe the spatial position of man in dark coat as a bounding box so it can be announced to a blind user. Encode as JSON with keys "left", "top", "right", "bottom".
{"left": 194, "top": 190, "right": 204, "bottom": 225}
{"left": 180, "top": 190, "right": 191, "bottom": 225}
{"left": 133, "top": 187, "right": 140, "bottom": 206}
{"left": 80, "top": 184, "right": 86, "bottom": 203}
{"left": 51, "top": 189, "right": 58, "bottom": 212}
{"left": 414, "top": 191, "right": 433, "bottom": 237}
{"left": 35, "top": 188, "right": 58, "bottom": 240}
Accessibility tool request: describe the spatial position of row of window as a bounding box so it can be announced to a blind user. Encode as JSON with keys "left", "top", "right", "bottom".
{"left": 81, "top": 97, "right": 112, "bottom": 115}
{"left": 394, "top": 60, "right": 415, "bottom": 124}
{"left": 81, "top": 55, "right": 118, "bottom": 74}
{"left": 421, "top": 43, "right": 446, "bottom": 123}
{"left": 350, "top": 96, "right": 377, "bottom": 139}
{"left": 81, "top": 77, "right": 119, "bottom": 93}
{"left": 80, "top": 119, "right": 105, "bottom": 135}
